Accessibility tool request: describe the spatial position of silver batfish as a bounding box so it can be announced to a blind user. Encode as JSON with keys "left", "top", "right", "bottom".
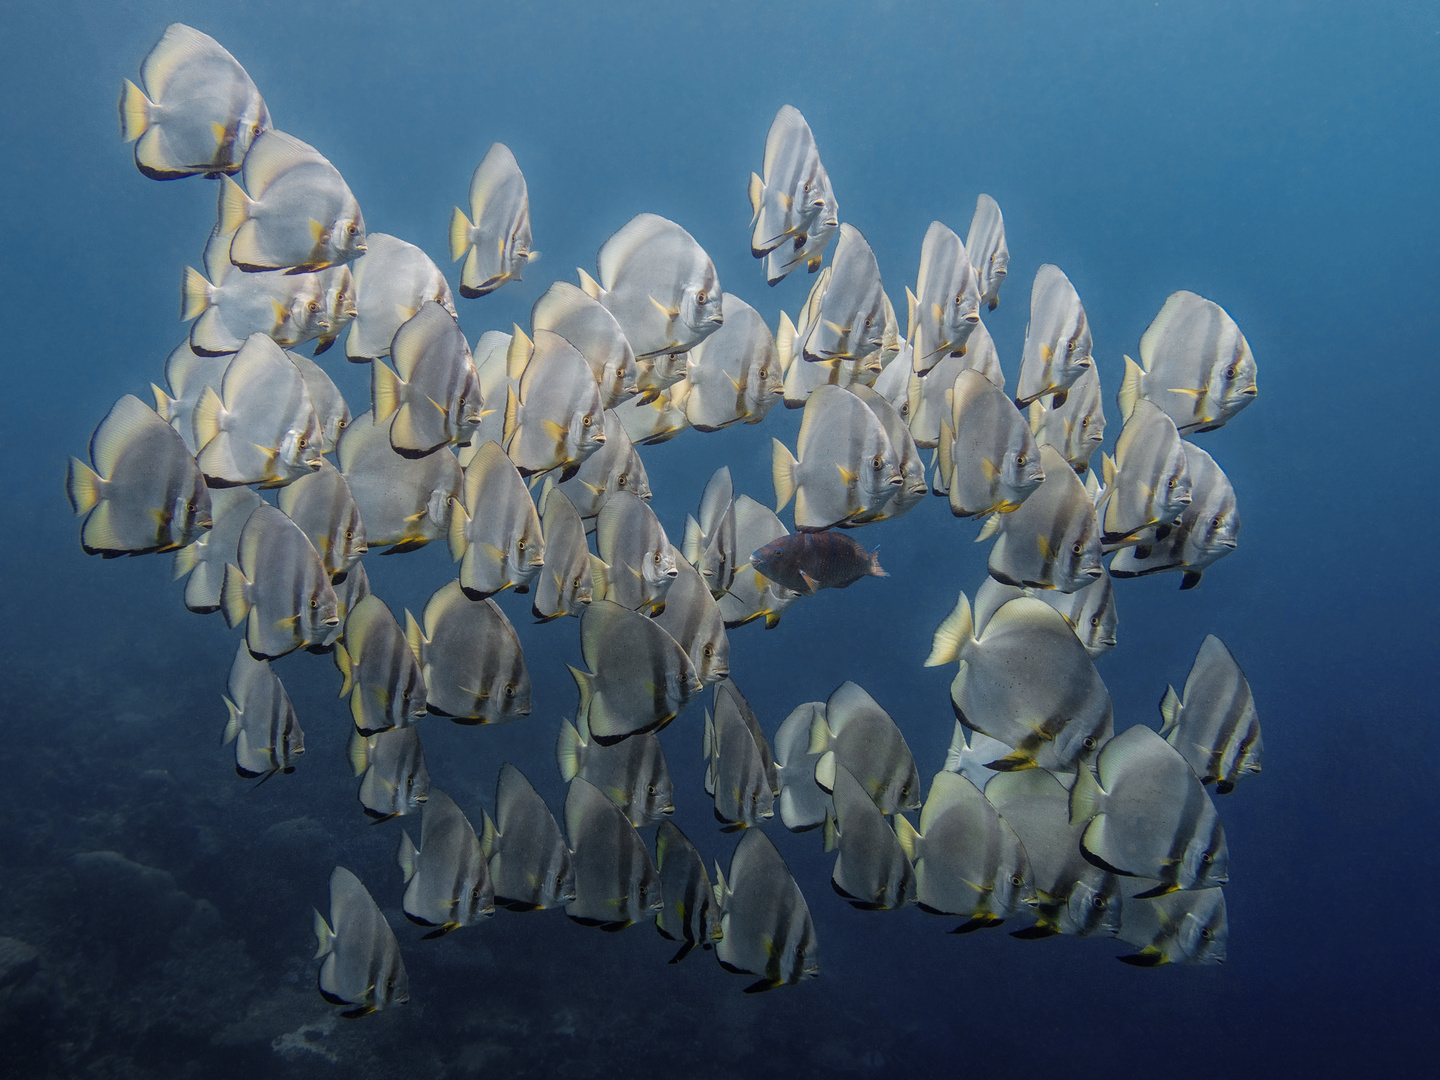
{"left": 120, "top": 23, "right": 269, "bottom": 180}
{"left": 220, "top": 129, "right": 365, "bottom": 274}
{"left": 450, "top": 142, "right": 534, "bottom": 298}
{"left": 67, "top": 394, "right": 212, "bottom": 557}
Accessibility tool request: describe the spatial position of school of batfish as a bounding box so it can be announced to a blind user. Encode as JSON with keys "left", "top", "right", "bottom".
{"left": 70, "top": 24, "right": 1265, "bottom": 1013}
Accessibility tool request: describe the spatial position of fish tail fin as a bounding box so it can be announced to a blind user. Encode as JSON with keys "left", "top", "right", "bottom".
{"left": 1027, "top": 399, "right": 1045, "bottom": 435}
{"left": 943, "top": 720, "right": 968, "bottom": 772}
{"left": 219, "top": 563, "right": 252, "bottom": 628}
{"left": 66, "top": 457, "right": 104, "bottom": 515}
{"left": 682, "top": 514, "right": 703, "bottom": 565}
{"left": 577, "top": 268, "right": 602, "bottom": 300}
{"left": 502, "top": 385, "right": 522, "bottom": 448}
{"left": 1118, "top": 355, "right": 1144, "bottom": 422}
{"left": 1068, "top": 762, "right": 1105, "bottom": 825}
{"left": 747, "top": 171, "right": 764, "bottom": 218}
{"left": 807, "top": 710, "right": 834, "bottom": 756}
{"left": 346, "top": 728, "right": 371, "bottom": 777}
{"left": 448, "top": 206, "right": 473, "bottom": 262}
{"left": 1158, "top": 686, "right": 1182, "bottom": 734}
{"left": 588, "top": 555, "right": 610, "bottom": 600}
{"left": 193, "top": 385, "right": 225, "bottom": 450}
{"left": 370, "top": 360, "right": 403, "bottom": 424}
{"left": 869, "top": 548, "right": 887, "bottom": 577}
{"left": 397, "top": 830, "right": 419, "bottom": 882}
{"left": 771, "top": 438, "right": 798, "bottom": 512}
{"left": 403, "top": 610, "right": 425, "bottom": 666}
{"left": 171, "top": 539, "right": 199, "bottom": 580}
{"left": 333, "top": 641, "right": 354, "bottom": 698}
{"left": 312, "top": 909, "right": 335, "bottom": 960}
{"left": 180, "top": 266, "right": 213, "bottom": 321}
{"left": 775, "top": 311, "right": 796, "bottom": 373}
{"left": 446, "top": 502, "right": 471, "bottom": 561}
{"left": 905, "top": 286, "right": 918, "bottom": 347}
{"left": 222, "top": 696, "right": 242, "bottom": 745}
{"left": 150, "top": 383, "right": 174, "bottom": 421}
{"left": 479, "top": 812, "right": 497, "bottom": 859}
{"left": 937, "top": 420, "right": 955, "bottom": 491}
{"left": 218, "top": 176, "right": 253, "bottom": 236}
{"left": 555, "top": 718, "right": 583, "bottom": 781}
{"left": 568, "top": 665, "right": 595, "bottom": 718}
{"left": 975, "top": 513, "right": 1003, "bottom": 543}
{"left": 925, "top": 592, "right": 973, "bottom": 666}
{"left": 894, "top": 812, "right": 919, "bottom": 862}
{"left": 118, "top": 79, "right": 152, "bottom": 142}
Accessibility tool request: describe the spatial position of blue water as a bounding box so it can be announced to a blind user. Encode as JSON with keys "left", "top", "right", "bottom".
{"left": 3, "top": 0, "right": 1434, "bottom": 1075}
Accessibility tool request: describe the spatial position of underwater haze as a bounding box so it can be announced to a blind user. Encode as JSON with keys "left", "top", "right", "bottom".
{"left": 3, "top": 0, "right": 1436, "bottom": 1076}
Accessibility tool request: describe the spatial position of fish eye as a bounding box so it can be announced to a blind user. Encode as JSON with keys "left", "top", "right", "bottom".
{"left": 1072, "top": 542, "right": 1083, "bottom": 555}
{"left": 347, "top": 224, "right": 360, "bottom": 236}
{"left": 471, "top": 887, "right": 480, "bottom": 901}
{"left": 582, "top": 414, "right": 592, "bottom": 427}
{"left": 703, "top": 644, "right": 713, "bottom": 657}
{"left": 1015, "top": 453, "right": 1026, "bottom": 466}
{"left": 1010, "top": 875, "right": 1024, "bottom": 887}
{"left": 759, "top": 367, "right": 769, "bottom": 379}
{"left": 572, "top": 575, "right": 582, "bottom": 587}
{"left": 1167, "top": 478, "right": 1176, "bottom": 488}
{"left": 186, "top": 500, "right": 195, "bottom": 512}
{"left": 647, "top": 785, "right": 656, "bottom": 796}
{"left": 1082, "top": 736, "right": 1097, "bottom": 750}
{"left": 617, "top": 475, "right": 627, "bottom": 487}
{"left": 297, "top": 437, "right": 307, "bottom": 448}
{"left": 653, "top": 552, "right": 662, "bottom": 564}
{"left": 1201, "top": 852, "right": 1213, "bottom": 864}
{"left": 1081, "top": 416, "right": 1089, "bottom": 427}
{"left": 337, "top": 417, "right": 348, "bottom": 430}
{"left": 517, "top": 540, "right": 526, "bottom": 551}
{"left": 457, "top": 395, "right": 466, "bottom": 407}
{"left": 386, "top": 976, "right": 395, "bottom": 989}
{"left": 1211, "top": 516, "right": 1224, "bottom": 529}
{"left": 345, "top": 529, "right": 354, "bottom": 540}
{"left": 1093, "top": 896, "right": 1107, "bottom": 909}
{"left": 1090, "top": 615, "right": 1100, "bottom": 627}
{"left": 504, "top": 683, "right": 516, "bottom": 699}
{"left": 309, "top": 598, "right": 318, "bottom": 609}
{"left": 307, "top": 301, "right": 319, "bottom": 313}
{"left": 1224, "top": 366, "right": 1237, "bottom": 380}
{"left": 872, "top": 456, "right": 883, "bottom": 470}
{"left": 695, "top": 290, "right": 707, "bottom": 304}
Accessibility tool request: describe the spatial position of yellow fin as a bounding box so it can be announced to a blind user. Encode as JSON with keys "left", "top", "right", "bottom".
{"left": 118, "top": 79, "right": 152, "bottom": 142}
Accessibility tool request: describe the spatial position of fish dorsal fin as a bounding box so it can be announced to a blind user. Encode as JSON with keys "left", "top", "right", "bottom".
{"left": 467, "top": 142, "right": 520, "bottom": 220}
{"left": 597, "top": 213, "right": 671, "bottom": 291}
{"left": 918, "top": 770, "right": 978, "bottom": 833}
{"left": 91, "top": 394, "right": 162, "bottom": 478}
{"left": 139, "top": 24, "right": 214, "bottom": 97}
{"left": 242, "top": 130, "right": 321, "bottom": 200}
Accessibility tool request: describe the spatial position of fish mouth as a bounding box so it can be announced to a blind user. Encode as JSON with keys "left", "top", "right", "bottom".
{"left": 1241, "top": 386, "right": 1258, "bottom": 396}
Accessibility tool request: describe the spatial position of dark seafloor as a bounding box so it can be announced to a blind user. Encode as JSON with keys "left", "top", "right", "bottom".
{"left": 1, "top": 1, "right": 1436, "bottom": 1077}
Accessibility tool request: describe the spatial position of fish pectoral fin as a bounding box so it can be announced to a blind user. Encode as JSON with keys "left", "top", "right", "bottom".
{"left": 1036, "top": 535, "right": 1055, "bottom": 561}
{"left": 1040, "top": 343, "right": 1054, "bottom": 362}
{"left": 542, "top": 419, "right": 569, "bottom": 441}
{"left": 1165, "top": 387, "right": 1206, "bottom": 398}
{"left": 836, "top": 464, "right": 857, "bottom": 486}
{"left": 649, "top": 295, "right": 680, "bottom": 318}
{"left": 799, "top": 570, "right": 820, "bottom": 594}
{"left": 979, "top": 458, "right": 999, "bottom": 483}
